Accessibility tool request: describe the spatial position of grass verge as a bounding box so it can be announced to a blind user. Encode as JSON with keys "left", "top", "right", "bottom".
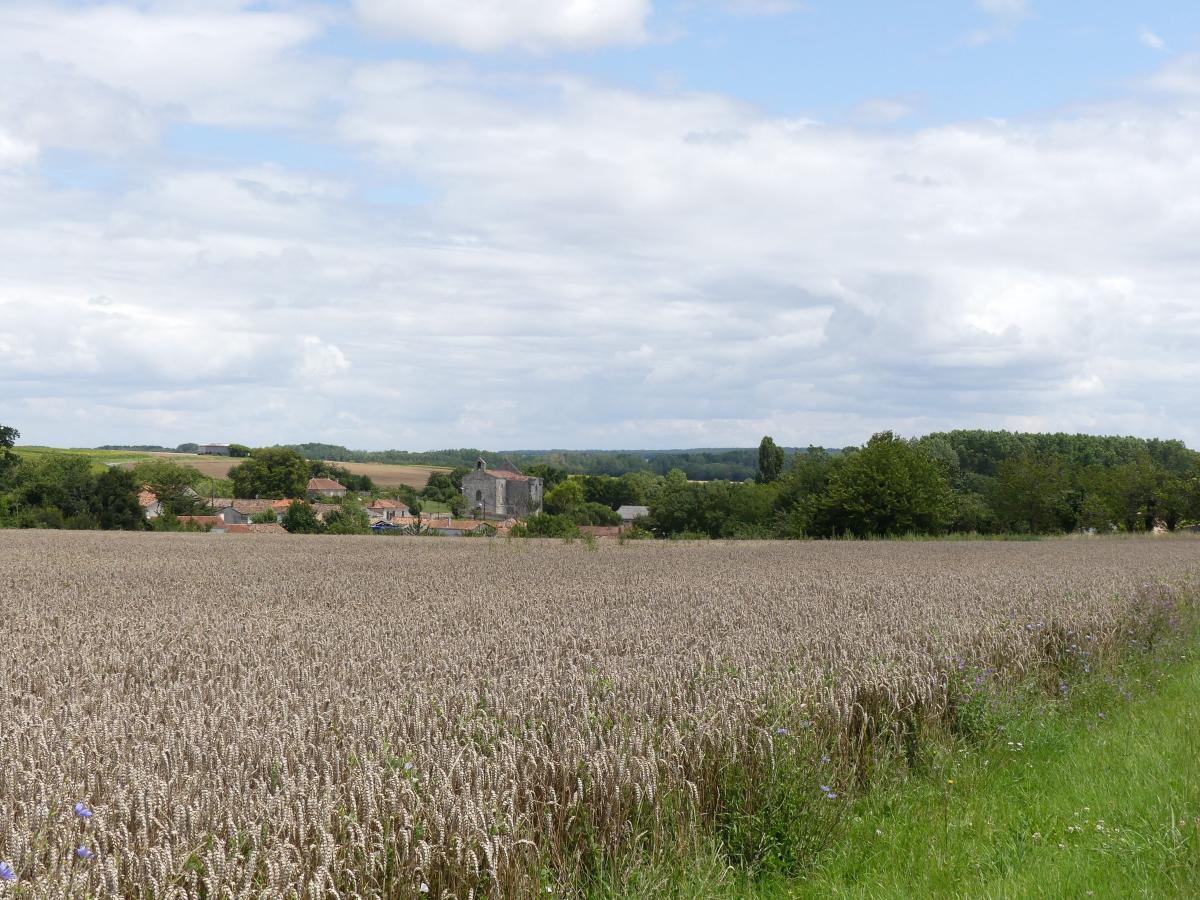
{"left": 591, "top": 623, "right": 1200, "bottom": 898}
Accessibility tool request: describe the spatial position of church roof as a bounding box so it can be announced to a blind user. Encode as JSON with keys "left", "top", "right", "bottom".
{"left": 483, "top": 469, "right": 536, "bottom": 482}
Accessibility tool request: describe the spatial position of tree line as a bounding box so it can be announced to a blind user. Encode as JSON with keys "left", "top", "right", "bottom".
{"left": 6, "top": 424, "right": 1200, "bottom": 538}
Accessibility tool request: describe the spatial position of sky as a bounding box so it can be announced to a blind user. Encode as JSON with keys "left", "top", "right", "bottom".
{"left": 2, "top": 1, "right": 1199, "bottom": 451}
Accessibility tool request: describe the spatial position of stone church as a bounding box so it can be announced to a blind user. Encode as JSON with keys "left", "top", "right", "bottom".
{"left": 461, "top": 457, "right": 544, "bottom": 518}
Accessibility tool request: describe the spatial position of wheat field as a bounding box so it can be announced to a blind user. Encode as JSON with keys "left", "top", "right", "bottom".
{"left": 0, "top": 532, "right": 1196, "bottom": 898}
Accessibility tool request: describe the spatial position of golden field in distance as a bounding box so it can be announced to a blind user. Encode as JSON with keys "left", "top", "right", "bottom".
{"left": 1, "top": 532, "right": 1196, "bottom": 897}
{"left": 122, "top": 452, "right": 448, "bottom": 489}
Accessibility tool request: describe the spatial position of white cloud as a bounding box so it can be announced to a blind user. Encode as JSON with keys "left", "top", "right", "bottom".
{"left": 975, "top": 0, "right": 1027, "bottom": 16}
{"left": 965, "top": 0, "right": 1030, "bottom": 46}
{"left": 725, "top": 0, "right": 805, "bottom": 15}
{"left": 1139, "top": 25, "right": 1167, "bottom": 52}
{"left": 353, "top": 0, "right": 652, "bottom": 51}
{"left": 855, "top": 97, "right": 915, "bottom": 124}
{"left": 1147, "top": 55, "right": 1200, "bottom": 94}
{"left": 4, "top": 3, "right": 1200, "bottom": 449}
{"left": 294, "top": 337, "right": 351, "bottom": 381}
{"left": 0, "top": 3, "right": 334, "bottom": 127}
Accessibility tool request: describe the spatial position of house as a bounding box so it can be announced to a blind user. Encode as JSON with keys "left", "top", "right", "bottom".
{"left": 308, "top": 478, "right": 347, "bottom": 499}
{"left": 197, "top": 443, "right": 232, "bottom": 456}
{"left": 460, "top": 457, "right": 544, "bottom": 517}
{"left": 208, "top": 499, "right": 284, "bottom": 525}
{"left": 138, "top": 488, "right": 163, "bottom": 519}
{"left": 616, "top": 505, "right": 650, "bottom": 526}
{"left": 365, "top": 498, "right": 410, "bottom": 522}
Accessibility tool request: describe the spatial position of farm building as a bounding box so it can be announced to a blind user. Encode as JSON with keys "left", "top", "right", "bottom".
{"left": 616, "top": 505, "right": 650, "bottom": 526}
{"left": 308, "top": 478, "right": 347, "bottom": 499}
{"left": 461, "top": 457, "right": 543, "bottom": 518}
{"left": 197, "top": 443, "right": 232, "bottom": 456}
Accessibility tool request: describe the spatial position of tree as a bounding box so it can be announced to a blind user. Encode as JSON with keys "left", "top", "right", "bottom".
{"left": 230, "top": 447, "right": 308, "bottom": 499}
{"left": 0, "top": 424, "right": 18, "bottom": 479}
{"left": 570, "top": 502, "right": 623, "bottom": 526}
{"left": 809, "top": 432, "right": 954, "bottom": 537}
{"left": 323, "top": 497, "right": 371, "bottom": 535}
{"left": 250, "top": 508, "right": 281, "bottom": 525}
{"left": 422, "top": 468, "right": 469, "bottom": 504}
{"left": 544, "top": 478, "right": 585, "bottom": 515}
{"left": 648, "top": 469, "right": 700, "bottom": 536}
{"left": 757, "top": 436, "right": 785, "bottom": 484}
{"left": 511, "top": 513, "right": 580, "bottom": 539}
{"left": 992, "top": 453, "right": 1073, "bottom": 533}
{"left": 228, "top": 444, "right": 252, "bottom": 458}
{"left": 281, "top": 500, "right": 323, "bottom": 534}
{"left": 91, "top": 468, "right": 145, "bottom": 530}
{"left": 132, "top": 459, "right": 206, "bottom": 515}
{"left": 525, "top": 464, "right": 569, "bottom": 490}
{"left": 17, "top": 454, "right": 98, "bottom": 523}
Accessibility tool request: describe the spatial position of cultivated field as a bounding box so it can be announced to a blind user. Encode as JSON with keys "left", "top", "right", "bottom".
{"left": 126, "top": 453, "right": 447, "bottom": 489}
{"left": 0, "top": 534, "right": 1197, "bottom": 897}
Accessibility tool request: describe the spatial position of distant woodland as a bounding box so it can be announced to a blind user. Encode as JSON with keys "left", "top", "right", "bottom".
{"left": 10, "top": 427, "right": 1200, "bottom": 538}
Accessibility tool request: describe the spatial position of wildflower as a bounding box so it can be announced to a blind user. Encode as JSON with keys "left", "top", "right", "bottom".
{"left": 403, "top": 762, "right": 414, "bottom": 772}
{"left": 0, "top": 862, "right": 15, "bottom": 882}
{"left": 820, "top": 785, "right": 831, "bottom": 793}
{"left": 1032, "top": 832, "right": 1041, "bottom": 839}
{"left": 826, "top": 791, "right": 838, "bottom": 800}
{"left": 774, "top": 727, "right": 790, "bottom": 737}
{"left": 821, "top": 755, "right": 831, "bottom": 765}
{"left": 75, "top": 846, "right": 94, "bottom": 860}
{"left": 947, "top": 779, "right": 955, "bottom": 785}
{"left": 419, "top": 883, "right": 430, "bottom": 894}
{"left": 74, "top": 802, "right": 93, "bottom": 819}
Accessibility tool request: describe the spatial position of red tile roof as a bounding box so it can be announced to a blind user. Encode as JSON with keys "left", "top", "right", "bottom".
{"left": 308, "top": 478, "right": 347, "bottom": 491}
{"left": 366, "top": 499, "right": 409, "bottom": 510}
{"left": 484, "top": 469, "right": 536, "bottom": 482}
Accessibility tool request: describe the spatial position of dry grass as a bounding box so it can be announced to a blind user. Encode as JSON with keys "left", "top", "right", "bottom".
{"left": 124, "top": 453, "right": 446, "bottom": 488}
{"left": 0, "top": 533, "right": 1196, "bottom": 898}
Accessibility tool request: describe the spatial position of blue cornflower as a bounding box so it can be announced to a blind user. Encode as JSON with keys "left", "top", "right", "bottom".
{"left": 76, "top": 846, "right": 95, "bottom": 861}
{"left": 774, "top": 727, "right": 790, "bottom": 737}
{"left": 825, "top": 791, "right": 838, "bottom": 800}
{"left": 820, "top": 784, "right": 831, "bottom": 793}
{"left": 0, "top": 861, "right": 15, "bottom": 882}
{"left": 74, "top": 802, "right": 93, "bottom": 819}
{"left": 821, "top": 755, "right": 831, "bottom": 765}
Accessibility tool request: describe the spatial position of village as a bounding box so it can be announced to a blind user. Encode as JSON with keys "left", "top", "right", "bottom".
{"left": 136, "top": 453, "right": 650, "bottom": 538}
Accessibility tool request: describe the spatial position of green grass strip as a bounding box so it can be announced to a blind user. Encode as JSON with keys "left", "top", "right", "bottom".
{"left": 599, "top": 645, "right": 1200, "bottom": 899}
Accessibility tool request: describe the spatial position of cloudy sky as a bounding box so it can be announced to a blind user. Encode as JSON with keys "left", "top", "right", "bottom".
{"left": 2, "top": 1, "right": 1199, "bottom": 451}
